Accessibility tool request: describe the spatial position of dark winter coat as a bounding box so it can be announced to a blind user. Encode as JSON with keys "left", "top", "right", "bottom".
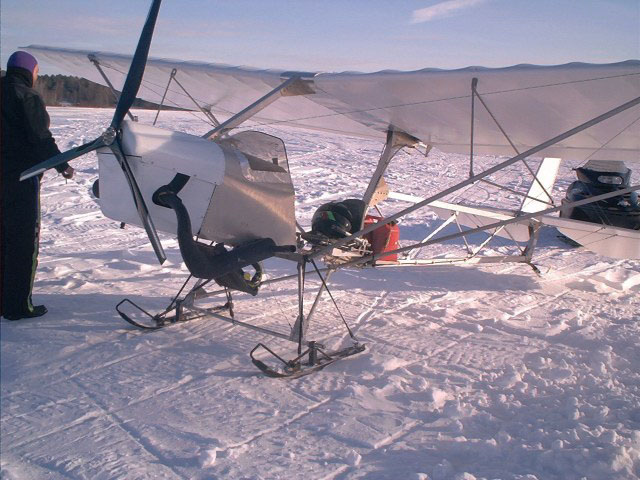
{"left": 1, "top": 67, "right": 68, "bottom": 182}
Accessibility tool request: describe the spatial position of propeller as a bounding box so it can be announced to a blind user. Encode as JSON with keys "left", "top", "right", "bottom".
{"left": 21, "top": 0, "right": 166, "bottom": 264}
{"left": 20, "top": 137, "right": 107, "bottom": 180}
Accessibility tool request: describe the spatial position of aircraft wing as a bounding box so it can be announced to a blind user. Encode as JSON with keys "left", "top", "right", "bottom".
{"left": 25, "top": 45, "right": 640, "bottom": 161}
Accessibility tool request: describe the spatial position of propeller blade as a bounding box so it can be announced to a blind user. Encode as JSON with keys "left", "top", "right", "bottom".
{"left": 110, "top": 140, "right": 166, "bottom": 265}
{"left": 111, "top": 0, "right": 162, "bottom": 129}
{"left": 20, "top": 137, "right": 105, "bottom": 181}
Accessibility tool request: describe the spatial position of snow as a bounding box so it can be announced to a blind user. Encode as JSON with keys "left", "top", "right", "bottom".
{"left": 2, "top": 107, "right": 640, "bottom": 480}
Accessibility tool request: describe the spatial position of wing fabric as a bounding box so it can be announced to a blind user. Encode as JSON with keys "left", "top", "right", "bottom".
{"left": 25, "top": 45, "right": 640, "bottom": 162}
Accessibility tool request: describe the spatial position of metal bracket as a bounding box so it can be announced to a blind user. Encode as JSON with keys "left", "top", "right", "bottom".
{"left": 362, "top": 128, "right": 420, "bottom": 219}
{"left": 523, "top": 223, "right": 541, "bottom": 263}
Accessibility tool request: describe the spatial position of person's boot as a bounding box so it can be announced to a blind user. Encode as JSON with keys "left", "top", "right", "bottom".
{"left": 4, "top": 305, "right": 47, "bottom": 321}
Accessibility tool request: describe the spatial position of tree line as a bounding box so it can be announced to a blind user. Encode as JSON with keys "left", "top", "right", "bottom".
{"left": 2, "top": 71, "right": 170, "bottom": 109}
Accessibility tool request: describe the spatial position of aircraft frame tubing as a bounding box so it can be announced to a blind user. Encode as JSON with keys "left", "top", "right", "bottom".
{"left": 471, "top": 77, "right": 555, "bottom": 205}
{"left": 182, "top": 303, "right": 304, "bottom": 344}
{"left": 480, "top": 177, "right": 553, "bottom": 209}
{"left": 375, "top": 254, "right": 528, "bottom": 267}
{"left": 203, "top": 76, "right": 303, "bottom": 140}
{"left": 152, "top": 68, "right": 221, "bottom": 127}
{"left": 178, "top": 265, "right": 332, "bottom": 301}
{"left": 332, "top": 183, "right": 640, "bottom": 270}
{"left": 296, "top": 260, "right": 306, "bottom": 354}
{"left": 310, "top": 95, "right": 640, "bottom": 261}
{"left": 362, "top": 129, "right": 416, "bottom": 211}
{"left": 88, "top": 55, "right": 136, "bottom": 122}
{"left": 172, "top": 258, "right": 333, "bottom": 349}
{"left": 153, "top": 68, "right": 177, "bottom": 125}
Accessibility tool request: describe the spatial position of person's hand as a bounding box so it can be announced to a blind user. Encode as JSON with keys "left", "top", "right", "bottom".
{"left": 62, "top": 166, "right": 74, "bottom": 179}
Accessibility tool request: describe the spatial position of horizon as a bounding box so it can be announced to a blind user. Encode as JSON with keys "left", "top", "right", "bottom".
{"left": 1, "top": 1, "right": 639, "bottom": 76}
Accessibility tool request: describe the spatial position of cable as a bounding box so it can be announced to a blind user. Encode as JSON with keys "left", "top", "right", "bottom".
{"left": 310, "top": 259, "right": 358, "bottom": 341}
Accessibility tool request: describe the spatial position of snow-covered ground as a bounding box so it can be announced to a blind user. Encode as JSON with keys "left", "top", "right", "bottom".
{"left": 1, "top": 108, "right": 639, "bottom": 480}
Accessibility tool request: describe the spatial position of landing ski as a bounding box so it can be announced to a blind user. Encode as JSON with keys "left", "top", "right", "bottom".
{"left": 116, "top": 298, "right": 231, "bottom": 331}
{"left": 251, "top": 343, "right": 366, "bottom": 379}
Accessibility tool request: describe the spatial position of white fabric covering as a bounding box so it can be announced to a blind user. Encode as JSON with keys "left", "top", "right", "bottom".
{"left": 25, "top": 45, "right": 640, "bottom": 161}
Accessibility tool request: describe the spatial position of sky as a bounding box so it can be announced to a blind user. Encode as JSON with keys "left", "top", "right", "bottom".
{"left": 1, "top": 0, "right": 639, "bottom": 75}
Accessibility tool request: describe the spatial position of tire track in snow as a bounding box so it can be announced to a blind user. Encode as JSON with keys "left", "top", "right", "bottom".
{"left": 2, "top": 350, "right": 154, "bottom": 401}
{"left": 223, "top": 396, "right": 332, "bottom": 452}
{"left": 2, "top": 319, "right": 235, "bottom": 401}
{"left": 346, "top": 289, "right": 390, "bottom": 339}
{"left": 499, "top": 289, "right": 571, "bottom": 322}
{"left": 351, "top": 287, "right": 476, "bottom": 360}
{"left": 66, "top": 377, "right": 185, "bottom": 479}
{"left": 364, "top": 329, "right": 475, "bottom": 364}
{"left": 3, "top": 287, "right": 347, "bottom": 402}
{"left": 7, "top": 373, "right": 206, "bottom": 477}
{"left": 9, "top": 408, "right": 103, "bottom": 450}
{"left": 327, "top": 420, "right": 423, "bottom": 480}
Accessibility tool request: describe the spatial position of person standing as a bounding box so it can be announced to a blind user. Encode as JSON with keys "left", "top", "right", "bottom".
{"left": 1, "top": 51, "right": 74, "bottom": 320}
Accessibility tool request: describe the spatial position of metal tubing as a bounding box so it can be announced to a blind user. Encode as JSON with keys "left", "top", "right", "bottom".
{"left": 380, "top": 255, "right": 528, "bottom": 267}
{"left": 305, "top": 271, "right": 332, "bottom": 326}
{"left": 334, "top": 183, "right": 640, "bottom": 268}
{"left": 362, "top": 130, "right": 420, "bottom": 214}
{"left": 171, "top": 74, "right": 220, "bottom": 127}
{"left": 310, "top": 95, "right": 640, "bottom": 260}
{"left": 524, "top": 224, "right": 540, "bottom": 263}
{"left": 475, "top": 84, "right": 520, "bottom": 156}
{"left": 182, "top": 266, "right": 332, "bottom": 301}
{"left": 297, "top": 260, "right": 306, "bottom": 354}
{"left": 88, "top": 55, "right": 136, "bottom": 122}
{"left": 362, "top": 130, "right": 409, "bottom": 212}
{"left": 454, "top": 215, "right": 473, "bottom": 254}
{"left": 290, "top": 268, "right": 332, "bottom": 342}
{"left": 473, "top": 84, "right": 556, "bottom": 208}
{"left": 500, "top": 219, "right": 528, "bottom": 256}
{"left": 480, "top": 178, "right": 554, "bottom": 208}
{"left": 153, "top": 68, "right": 176, "bottom": 125}
{"left": 470, "top": 77, "right": 477, "bottom": 177}
{"left": 203, "top": 76, "right": 301, "bottom": 140}
{"left": 469, "top": 226, "right": 505, "bottom": 258}
{"left": 185, "top": 305, "right": 304, "bottom": 343}
{"left": 408, "top": 213, "right": 457, "bottom": 260}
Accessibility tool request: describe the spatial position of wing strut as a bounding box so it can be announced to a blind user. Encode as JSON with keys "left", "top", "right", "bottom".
{"left": 88, "top": 54, "right": 136, "bottom": 122}
{"left": 471, "top": 77, "right": 556, "bottom": 208}
{"left": 203, "top": 75, "right": 316, "bottom": 140}
{"left": 153, "top": 68, "right": 220, "bottom": 127}
{"left": 361, "top": 128, "right": 420, "bottom": 224}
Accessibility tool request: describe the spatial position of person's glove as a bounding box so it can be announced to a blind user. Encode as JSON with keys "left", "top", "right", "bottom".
{"left": 62, "top": 166, "right": 75, "bottom": 179}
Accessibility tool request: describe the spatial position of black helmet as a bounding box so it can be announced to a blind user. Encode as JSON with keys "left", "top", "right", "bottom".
{"left": 312, "top": 202, "right": 353, "bottom": 238}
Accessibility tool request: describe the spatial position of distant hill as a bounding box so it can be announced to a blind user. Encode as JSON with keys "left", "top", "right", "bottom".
{"left": 1, "top": 71, "right": 178, "bottom": 109}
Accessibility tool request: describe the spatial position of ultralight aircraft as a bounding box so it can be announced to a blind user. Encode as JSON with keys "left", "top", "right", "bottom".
{"left": 20, "top": 0, "right": 640, "bottom": 376}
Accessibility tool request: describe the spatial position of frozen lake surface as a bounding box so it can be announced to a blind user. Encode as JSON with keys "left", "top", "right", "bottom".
{"left": 1, "top": 107, "right": 639, "bottom": 480}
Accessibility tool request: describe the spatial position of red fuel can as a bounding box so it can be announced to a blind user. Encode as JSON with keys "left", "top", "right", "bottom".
{"left": 363, "top": 215, "right": 399, "bottom": 262}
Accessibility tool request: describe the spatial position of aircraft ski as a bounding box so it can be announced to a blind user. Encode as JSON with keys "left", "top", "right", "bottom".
{"left": 115, "top": 296, "right": 233, "bottom": 331}
{"left": 250, "top": 342, "right": 366, "bottom": 379}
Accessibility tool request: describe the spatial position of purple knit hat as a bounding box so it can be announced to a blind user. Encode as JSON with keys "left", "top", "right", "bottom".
{"left": 7, "top": 51, "right": 38, "bottom": 73}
